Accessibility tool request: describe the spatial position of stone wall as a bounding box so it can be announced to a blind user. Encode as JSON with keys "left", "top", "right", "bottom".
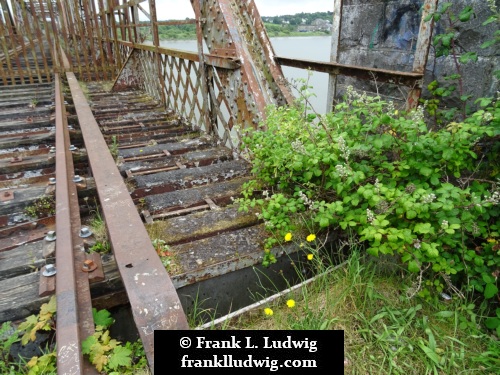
{"left": 336, "top": 0, "right": 499, "bottom": 106}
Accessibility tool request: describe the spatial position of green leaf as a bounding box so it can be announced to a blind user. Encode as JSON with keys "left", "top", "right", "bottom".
{"left": 485, "top": 317, "right": 500, "bottom": 330}
{"left": 482, "top": 273, "right": 495, "bottom": 284}
{"left": 434, "top": 311, "right": 454, "bottom": 318}
{"left": 408, "top": 261, "right": 420, "bottom": 273}
{"left": 482, "top": 16, "right": 496, "bottom": 26}
{"left": 459, "top": 52, "right": 478, "bottom": 64}
{"left": 441, "top": 34, "right": 453, "bottom": 48}
{"left": 108, "top": 346, "right": 132, "bottom": 370}
{"left": 319, "top": 217, "right": 329, "bottom": 227}
{"left": 303, "top": 171, "right": 313, "bottom": 181}
{"left": 458, "top": 6, "right": 474, "bottom": 22}
{"left": 93, "top": 308, "right": 115, "bottom": 328}
{"left": 418, "top": 341, "right": 441, "bottom": 365}
{"left": 481, "top": 39, "right": 497, "bottom": 49}
{"left": 484, "top": 283, "right": 499, "bottom": 299}
{"left": 419, "top": 166, "right": 433, "bottom": 177}
{"left": 414, "top": 223, "right": 432, "bottom": 234}
{"left": 82, "top": 335, "right": 98, "bottom": 355}
{"left": 406, "top": 210, "right": 417, "bottom": 220}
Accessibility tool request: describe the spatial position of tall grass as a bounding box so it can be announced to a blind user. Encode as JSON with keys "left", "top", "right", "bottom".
{"left": 209, "top": 236, "right": 500, "bottom": 375}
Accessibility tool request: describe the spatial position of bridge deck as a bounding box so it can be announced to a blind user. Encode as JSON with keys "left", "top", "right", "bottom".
{"left": 0, "top": 79, "right": 278, "bottom": 324}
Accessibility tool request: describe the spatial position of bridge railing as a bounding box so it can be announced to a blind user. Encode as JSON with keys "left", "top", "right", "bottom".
{"left": 112, "top": 40, "right": 248, "bottom": 149}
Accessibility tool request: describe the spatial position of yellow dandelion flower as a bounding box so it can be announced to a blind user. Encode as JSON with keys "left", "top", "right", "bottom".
{"left": 286, "top": 299, "right": 295, "bottom": 308}
{"left": 307, "top": 254, "right": 314, "bottom": 261}
{"left": 264, "top": 307, "right": 274, "bottom": 316}
{"left": 306, "top": 234, "right": 316, "bottom": 242}
{"left": 284, "top": 232, "right": 292, "bottom": 242}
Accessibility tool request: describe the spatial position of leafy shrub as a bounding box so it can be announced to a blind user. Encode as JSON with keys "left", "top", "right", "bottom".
{"left": 238, "top": 87, "right": 499, "bottom": 304}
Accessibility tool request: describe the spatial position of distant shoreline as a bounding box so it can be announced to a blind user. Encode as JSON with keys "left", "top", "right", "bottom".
{"left": 157, "top": 32, "right": 331, "bottom": 42}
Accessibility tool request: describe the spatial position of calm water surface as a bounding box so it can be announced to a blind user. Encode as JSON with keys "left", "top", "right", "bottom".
{"left": 160, "top": 36, "right": 332, "bottom": 112}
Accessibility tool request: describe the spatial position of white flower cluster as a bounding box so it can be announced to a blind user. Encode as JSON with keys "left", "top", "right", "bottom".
{"left": 291, "top": 139, "right": 307, "bottom": 155}
{"left": 421, "top": 193, "right": 436, "bottom": 204}
{"left": 338, "top": 136, "right": 350, "bottom": 161}
{"left": 366, "top": 208, "right": 375, "bottom": 223}
{"left": 386, "top": 101, "right": 395, "bottom": 115}
{"left": 487, "top": 0, "right": 497, "bottom": 13}
{"left": 298, "top": 190, "right": 315, "bottom": 210}
{"left": 410, "top": 105, "right": 425, "bottom": 123}
{"left": 374, "top": 178, "right": 381, "bottom": 194}
{"left": 441, "top": 220, "right": 449, "bottom": 229}
{"left": 483, "top": 189, "right": 500, "bottom": 205}
{"left": 335, "top": 164, "right": 351, "bottom": 178}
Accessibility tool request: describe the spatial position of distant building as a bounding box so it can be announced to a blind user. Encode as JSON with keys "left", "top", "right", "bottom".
{"left": 297, "top": 18, "right": 332, "bottom": 32}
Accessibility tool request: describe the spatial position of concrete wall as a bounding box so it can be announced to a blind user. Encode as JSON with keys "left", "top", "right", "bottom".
{"left": 336, "top": 0, "right": 499, "bottom": 106}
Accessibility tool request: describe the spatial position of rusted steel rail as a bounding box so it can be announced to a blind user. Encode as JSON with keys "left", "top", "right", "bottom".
{"left": 66, "top": 72, "right": 189, "bottom": 370}
{"left": 275, "top": 57, "right": 424, "bottom": 88}
{"left": 54, "top": 74, "right": 98, "bottom": 375}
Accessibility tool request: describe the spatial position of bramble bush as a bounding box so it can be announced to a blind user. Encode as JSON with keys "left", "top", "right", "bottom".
{"left": 237, "top": 87, "right": 499, "bottom": 310}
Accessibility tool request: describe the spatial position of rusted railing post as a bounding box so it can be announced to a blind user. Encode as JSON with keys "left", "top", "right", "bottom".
{"left": 407, "top": 0, "right": 439, "bottom": 109}
{"left": 192, "top": 0, "right": 213, "bottom": 134}
{"left": 327, "top": 0, "right": 342, "bottom": 112}
{"left": 149, "top": 0, "right": 167, "bottom": 105}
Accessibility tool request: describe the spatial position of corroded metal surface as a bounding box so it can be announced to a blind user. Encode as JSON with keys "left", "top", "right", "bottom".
{"left": 53, "top": 73, "right": 83, "bottom": 375}
{"left": 67, "top": 72, "right": 189, "bottom": 370}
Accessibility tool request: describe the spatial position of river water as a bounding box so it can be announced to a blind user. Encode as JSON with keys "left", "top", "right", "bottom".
{"left": 160, "top": 36, "right": 332, "bottom": 113}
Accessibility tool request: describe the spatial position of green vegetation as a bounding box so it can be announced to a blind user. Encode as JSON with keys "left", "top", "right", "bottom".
{"left": 145, "top": 11, "right": 333, "bottom": 40}
{"left": 0, "top": 297, "right": 148, "bottom": 374}
{"left": 156, "top": 23, "right": 196, "bottom": 41}
{"left": 231, "top": 3, "right": 499, "bottom": 374}
{"left": 261, "top": 11, "right": 332, "bottom": 25}
{"left": 82, "top": 309, "right": 147, "bottom": 374}
{"left": 0, "top": 297, "right": 57, "bottom": 374}
{"left": 24, "top": 197, "right": 55, "bottom": 219}
{"left": 262, "top": 23, "right": 330, "bottom": 38}
{"left": 226, "top": 246, "right": 499, "bottom": 374}
{"left": 88, "top": 208, "right": 111, "bottom": 254}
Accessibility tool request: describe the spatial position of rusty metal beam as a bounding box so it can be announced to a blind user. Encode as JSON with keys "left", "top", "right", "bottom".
{"left": 157, "top": 20, "right": 196, "bottom": 25}
{"left": 407, "top": 0, "right": 439, "bottom": 109}
{"left": 54, "top": 73, "right": 98, "bottom": 375}
{"left": 275, "top": 56, "right": 423, "bottom": 88}
{"left": 66, "top": 72, "right": 189, "bottom": 370}
{"left": 327, "top": 0, "right": 342, "bottom": 111}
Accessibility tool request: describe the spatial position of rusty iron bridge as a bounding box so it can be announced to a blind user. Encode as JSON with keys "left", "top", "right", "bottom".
{"left": 0, "top": 0, "right": 437, "bottom": 373}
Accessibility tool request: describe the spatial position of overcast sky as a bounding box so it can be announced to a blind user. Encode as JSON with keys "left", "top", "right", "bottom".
{"left": 152, "top": 0, "right": 333, "bottom": 20}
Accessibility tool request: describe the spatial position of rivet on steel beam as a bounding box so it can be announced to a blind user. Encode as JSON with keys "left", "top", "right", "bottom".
{"left": 48, "top": 177, "right": 56, "bottom": 185}
{"left": 49, "top": 146, "right": 56, "bottom": 153}
{"left": 82, "top": 259, "right": 97, "bottom": 272}
{"left": 79, "top": 227, "right": 93, "bottom": 238}
{"left": 45, "top": 231, "right": 56, "bottom": 242}
{"left": 73, "top": 175, "right": 84, "bottom": 183}
{"left": 69, "top": 145, "right": 78, "bottom": 151}
{"left": 42, "top": 264, "right": 57, "bottom": 277}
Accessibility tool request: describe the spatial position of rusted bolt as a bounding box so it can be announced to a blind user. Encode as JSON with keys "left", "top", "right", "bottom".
{"left": 82, "top": 259, "right": 97, "bottom": 272}
{"left": 10, "top": 156, "right": 22, "bottom": 163}
{"left": 73, "top": 175, "right": 83, "bottom": 183}
{"left": 69, "top": 145, "right": 78, "bottom": 151}
{"left": 3, "top": 191, "right": 10, "bottom": 197}
{"left": 48, "top": 177, "right": 56, "bottom": 185}
{"left": 45, "top": 231, "right": 56, "bottom": 242}
{"left": 79, "top": 227, "right": 93, "bottom": 238}
{"left": 42, "top": 264, "right": 57, "bottom": 277}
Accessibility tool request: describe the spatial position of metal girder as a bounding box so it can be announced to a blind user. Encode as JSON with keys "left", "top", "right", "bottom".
{"left": 66, "top": 72, "right": 189, "bottom": 372}
{"left": 193, "top": 0, "right": 294, "bottom": 128}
